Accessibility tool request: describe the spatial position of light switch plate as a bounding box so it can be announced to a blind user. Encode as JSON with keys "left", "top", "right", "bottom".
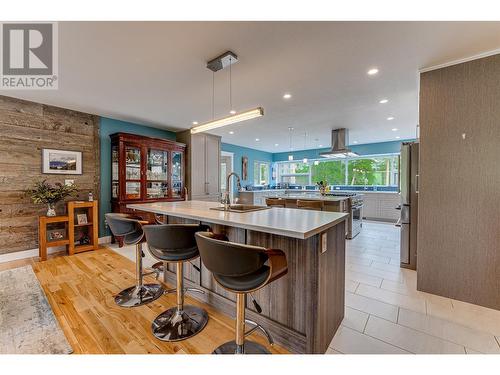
{"left": 321, "top": 232, "right": 328, "bottom": 253}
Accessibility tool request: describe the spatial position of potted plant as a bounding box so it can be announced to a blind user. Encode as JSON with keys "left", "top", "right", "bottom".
{"left": 25, "top": 179, "right": 78, "bottom": 216}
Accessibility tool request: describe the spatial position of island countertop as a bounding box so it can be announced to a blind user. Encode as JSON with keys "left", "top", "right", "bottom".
{"left": 261, "top": 193, "right": 350, "bottom": 201}
{"left": 127, "top": 200, "right": 348, "bottom": 240}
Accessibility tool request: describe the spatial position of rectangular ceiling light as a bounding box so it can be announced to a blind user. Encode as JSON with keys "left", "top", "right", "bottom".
{"left": 190, "top": 107, "right": 264, "bottom": 134}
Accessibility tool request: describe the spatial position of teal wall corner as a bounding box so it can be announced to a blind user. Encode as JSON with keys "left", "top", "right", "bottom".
{"left": 221, "top": 143, "right": 273, "bottom": 194}
{"left": 99, "top": 117, "right": 176, "bottom": 237}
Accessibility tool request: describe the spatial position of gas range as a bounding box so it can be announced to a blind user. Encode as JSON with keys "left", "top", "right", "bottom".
{"left": 325, "top": 192, "right": 359, "bottom": 197}
{"left": 325, "top": 192, "right": 364, "bottom": 239}
{"left": 326, "top": 192, "right": 364, "bottom": 205}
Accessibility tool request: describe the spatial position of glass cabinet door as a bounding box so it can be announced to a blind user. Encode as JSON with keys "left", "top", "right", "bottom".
{"left": 111, "top": 145, "right": 119, "bottom": 199}
{"left": 125, "top": 146, "right": 142, "bottom": 199}
{"left": 146, "top": 148, "right": 168, "bottom": 199}
{"left": 171, "top": 151, "right": 183, "bottom": 198}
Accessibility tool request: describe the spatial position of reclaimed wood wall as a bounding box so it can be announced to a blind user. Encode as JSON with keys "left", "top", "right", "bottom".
{"left": 0, "top": 95, "right": 100, "bottom": 255}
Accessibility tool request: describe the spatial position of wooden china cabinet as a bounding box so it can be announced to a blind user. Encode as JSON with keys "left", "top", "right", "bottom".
{"left": 110, "top": 133, "right": 186, "bottom": 221}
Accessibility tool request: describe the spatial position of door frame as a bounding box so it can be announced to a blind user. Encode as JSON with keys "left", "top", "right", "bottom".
{"left": 221, "top": 151, "right": 234, "bottom": 200}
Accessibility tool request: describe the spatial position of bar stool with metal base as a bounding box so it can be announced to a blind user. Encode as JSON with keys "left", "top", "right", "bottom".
{"left": 105, "top": 213, "right": 164, "bottom": 307}
{"left": 143, "top": 224, "right": 210, "bottom": 342}
{"left": 195, "top": 231, "right": 288, "bottom": 354}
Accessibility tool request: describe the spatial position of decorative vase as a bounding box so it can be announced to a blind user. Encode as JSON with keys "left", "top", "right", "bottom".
{"left": 46, "top": 203, "right": 56, "bottom": 217}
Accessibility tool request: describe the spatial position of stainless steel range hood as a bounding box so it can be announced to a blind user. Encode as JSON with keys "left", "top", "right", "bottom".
{"left": 319, "top": 128, "right": 358, "bottom": 158}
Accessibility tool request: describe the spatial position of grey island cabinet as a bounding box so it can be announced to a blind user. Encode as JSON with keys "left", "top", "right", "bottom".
{"left": 128, "top": 200, "right": 348, "bottom": 353}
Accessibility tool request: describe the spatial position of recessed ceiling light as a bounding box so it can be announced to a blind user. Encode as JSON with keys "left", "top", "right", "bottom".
{"left": 229, "top": 131, "right": 234, "bottom": 134}
{"left": 391, "top": 128, "right": 398, "bottom": 132}
{"left": 395, "top": 136, "right": 401, "bottom": 139}
{"left": 229, "top": 110, "right": 236, "bottom": 115}
{"left": 255, "top": 138, "right": 260, "bottom": 141}
{"left": 353, "top": 141, "right": 358, "bottom": 144}
{"left": 379, "top": 99, "right": 388, "bottom": 104}
{"left": 192, "top": 121, "right": 198, "bottom": 125}
{"left": 367, "top": 68, "right": 379, "bottom": 75}
{"left": 387, "top": 116, "right": 395, "bottom": 121}
{"left": 283, "top": 93, "right": 292, "bottom": 99}
{"left": 274, "top": 143, "right": 279, "bottom": 147}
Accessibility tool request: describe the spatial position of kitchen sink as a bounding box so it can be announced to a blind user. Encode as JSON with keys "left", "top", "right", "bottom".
{"left": 210, "top": 204, "right": 271, "bottom": 213}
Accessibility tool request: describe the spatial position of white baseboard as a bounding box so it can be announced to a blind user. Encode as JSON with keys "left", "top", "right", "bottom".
{"left": 98, "top": 236, "right": 112, "bottom": 245}
{"left": 0, "top": 236, "right": 112, "bottom": 264}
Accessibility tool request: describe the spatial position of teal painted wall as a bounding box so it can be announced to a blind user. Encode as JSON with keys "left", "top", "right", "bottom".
{"left": 272, "top": 139, "right": 415, "bottom": 162}
{"left": 99, "top": 117, "right": 176, "bottom": 236}
{"left": 221, "top": 143, "right": 273, "bottom": 194}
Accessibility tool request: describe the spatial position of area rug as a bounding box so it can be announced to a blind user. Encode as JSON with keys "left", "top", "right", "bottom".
{"left": 0, "top": 265, "right": 73, "bottom": 354}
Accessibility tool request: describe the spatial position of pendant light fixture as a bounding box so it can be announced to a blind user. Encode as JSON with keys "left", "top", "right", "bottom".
{"left": 288, "top": 127, "right": 294, "bottom": 161}
{"left": 302, "top": 132, "right": 308, "bottom": 164}
{"left": 190, "top": 51, "right": 264, "bottom": 134}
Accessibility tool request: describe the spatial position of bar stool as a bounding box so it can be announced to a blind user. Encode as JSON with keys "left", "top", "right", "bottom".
{"left": 265, "top": 197, "right": 285, "bottom": 208}
{"left": 105, "top": 213, "right": 164, "bottom": 307}
{"left": 143, "top": 224, "right": 210, "bottom": 341}
{"left": 195, "top": 231, "right": 288, "bottom": 354}
{"left": 296, "top": 199, "right": 324, "bottom": 211}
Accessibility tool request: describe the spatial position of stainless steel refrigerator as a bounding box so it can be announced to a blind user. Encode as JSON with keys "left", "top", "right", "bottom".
{"left": 398, "top": 142, "right": 419, "bottom": 270}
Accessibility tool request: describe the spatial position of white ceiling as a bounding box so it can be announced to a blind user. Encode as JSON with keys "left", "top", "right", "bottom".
{"left": 3, "top": 21, "right": 500, "bottom": 152}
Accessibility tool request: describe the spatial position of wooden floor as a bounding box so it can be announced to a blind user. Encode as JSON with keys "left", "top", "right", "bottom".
{"left": 1, "top": 248, "right": 288, "bottom": 354}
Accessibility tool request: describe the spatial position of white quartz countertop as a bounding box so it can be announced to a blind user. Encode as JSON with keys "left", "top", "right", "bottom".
{"left": 127, "top": 200, "right": 348, "bottom": 240}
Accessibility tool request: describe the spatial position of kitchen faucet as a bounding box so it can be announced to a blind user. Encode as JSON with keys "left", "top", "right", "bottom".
{"left": 222, "top": 172, "right": 241, "bottom": 210}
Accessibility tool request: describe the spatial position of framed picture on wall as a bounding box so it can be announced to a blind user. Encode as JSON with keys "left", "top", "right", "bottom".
{"left": 42, "top": 149, "right": 82, "bottom": 175}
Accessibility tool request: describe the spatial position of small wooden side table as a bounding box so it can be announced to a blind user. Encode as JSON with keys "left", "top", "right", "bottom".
{"left": 38, "top": 215, "right": 70, "bottom": 261}
{"left": 68, "top": 200, "right": 99, "bottom": 255}
{"left": 38, "top": 200, "right": 99, "bottom": 261}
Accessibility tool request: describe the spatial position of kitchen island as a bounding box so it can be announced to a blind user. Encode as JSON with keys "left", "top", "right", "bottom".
{"left": 239, "top": 190, "right": 350, "bottom": 212}
{"left": 128, "top": 200, "right": 348, "bottom": 354}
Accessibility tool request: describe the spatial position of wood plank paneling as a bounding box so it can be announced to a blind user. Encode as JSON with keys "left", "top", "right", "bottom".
{"left": 418, "top": 54, "right": 500, "bottom": 310}
{"left": 0, "top": 95, "right": 100, "bottom": 255}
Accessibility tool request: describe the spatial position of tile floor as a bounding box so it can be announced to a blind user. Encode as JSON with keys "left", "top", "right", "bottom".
{"left": 329, "top": 221, "right": 500, "bottom": 354}
{"left": 107, "top": 221, "right": 500, "bottom": 355}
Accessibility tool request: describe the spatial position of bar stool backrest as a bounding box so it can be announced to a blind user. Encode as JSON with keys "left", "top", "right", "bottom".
{"left": 265, "top": 198, "right": 285, "bottom": 207}
{"left": 296, "top": 200, "right": 324, "bottom": 211}
{"left": 195, "top": 232, "right": 268, "bottom": 277}
{"left": 105, "top": 213, "right": 143, "bottom": 245}
{"left": 142, "top": 224, "right": 202, "bottom": 258}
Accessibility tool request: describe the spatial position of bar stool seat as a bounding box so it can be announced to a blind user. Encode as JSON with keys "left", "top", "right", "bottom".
{"left": 155, "top": 246, "right": 199, "bottom": 262}
{"left": 195, "top": 232, "right": 288, "bottom": 354}
{"left": 216, "top": 266, "right": 270, "bottom": 292}
{"left": 143, "top": 224, "right": 210, "bottom": 342}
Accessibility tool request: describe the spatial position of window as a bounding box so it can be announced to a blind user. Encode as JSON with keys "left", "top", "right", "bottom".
{"left": 276, "top": 154, "right": 399, "bottom": 188}
{"left": 347, "top": 155, "right": 399, "bottom": 186}
{"left": 276, "top": 162, "right": 310, "bottom": 185}
{"left": 253, "top": 161, "right": 270, "bottom": 185}
{"left": 311, "top": 160, "right": 346, "bottom": 185}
